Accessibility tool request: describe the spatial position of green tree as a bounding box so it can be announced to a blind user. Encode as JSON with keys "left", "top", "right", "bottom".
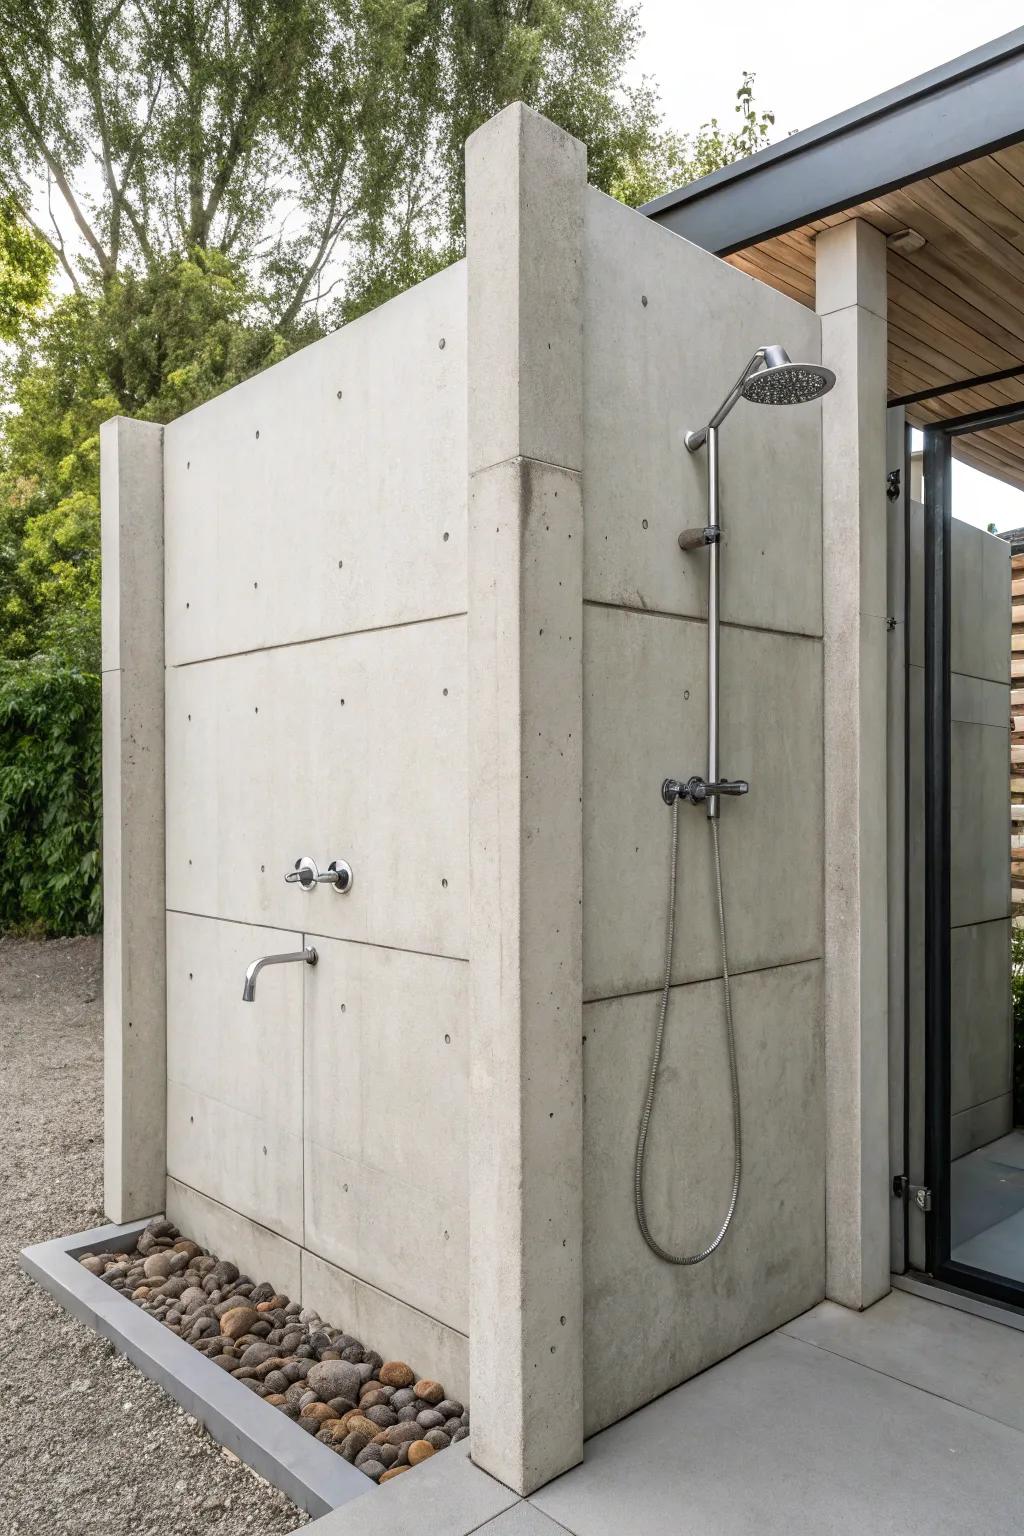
{"left": 0, "top": 658, "right": 101, "bottom": 934}
{"left": 0, "top": 0, "right": 694, "bottom": 668}
{"left": 0, "top": 252, "right": 301, "bottom": 666}
{"left": 611, "top": 71, "right": 775, "bottom": 208}
{"left": 0, "top": 197, "right": 54, "bottom": 340}
{"left": 0, "top": 1, "right": 672, "bottom": 321}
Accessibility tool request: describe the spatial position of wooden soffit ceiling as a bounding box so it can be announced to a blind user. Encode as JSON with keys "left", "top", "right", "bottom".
{"left": 726, "top": 144, "right": 1024, "bottom": 492}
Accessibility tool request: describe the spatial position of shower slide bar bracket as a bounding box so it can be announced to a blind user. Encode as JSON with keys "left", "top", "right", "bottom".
{"left": 677, "top": 524, "right": 720, "bottom": 552}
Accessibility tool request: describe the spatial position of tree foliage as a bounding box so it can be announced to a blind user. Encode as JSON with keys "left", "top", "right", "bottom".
{"left": 0, "top": 197, "right": 54, "bottom": 340}
{"left": 610, "top": 71, "right": 775, "bottom": 208}
{"left": 0, "top": 1, "right": 674, "bottom": 320}
{"left": 0, "top": 252, "right": 301, "bottom": 666}
{"left": 0, "top": 659, "right": 102, "bottom": 934}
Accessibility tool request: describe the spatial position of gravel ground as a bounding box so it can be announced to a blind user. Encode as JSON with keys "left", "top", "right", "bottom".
{"left": 0, "top": 935, "right": 310, "bottom": 1536}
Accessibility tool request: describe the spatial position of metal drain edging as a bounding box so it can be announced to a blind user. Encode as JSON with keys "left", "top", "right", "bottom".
{"left": 19, "top": 1218, "right": 372, "bottom": 1520}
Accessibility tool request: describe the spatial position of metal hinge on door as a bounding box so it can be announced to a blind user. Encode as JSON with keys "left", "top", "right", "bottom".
{"left": 892, "top": 1174, "right": 932, "bottom": 1212}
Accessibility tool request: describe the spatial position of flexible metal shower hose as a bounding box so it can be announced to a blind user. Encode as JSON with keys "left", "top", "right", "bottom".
{"left": 634, "top": 803, "right": 742, "bottom": 1264}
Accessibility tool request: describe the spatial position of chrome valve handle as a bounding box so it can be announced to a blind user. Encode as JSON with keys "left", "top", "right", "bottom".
{"left": 284, "top": 856, "right": 353, "bottom": 893}
{"left": 662, "top": 776, "right": 749, "bottom": 807}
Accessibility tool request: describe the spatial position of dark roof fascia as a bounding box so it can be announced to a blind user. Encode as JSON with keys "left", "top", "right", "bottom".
{"left": 641, "top": 26, "right": 1024, "bottom": 255}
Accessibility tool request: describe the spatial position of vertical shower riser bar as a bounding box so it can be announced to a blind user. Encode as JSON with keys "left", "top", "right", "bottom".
{"left": 705, "top": 424, "right": 720, "bottom": 821}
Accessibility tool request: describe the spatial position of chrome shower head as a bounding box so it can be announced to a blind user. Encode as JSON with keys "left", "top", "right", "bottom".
{"left": 685, "top": 343, "right": 836, "bottom": 451}
{"left": 741, "top": 346, "right": 836, "bottom": 407}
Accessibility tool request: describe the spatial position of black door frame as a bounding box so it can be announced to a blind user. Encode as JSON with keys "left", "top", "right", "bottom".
{"left": 921, "top": 406, "right": 1024, "bottom": 1311}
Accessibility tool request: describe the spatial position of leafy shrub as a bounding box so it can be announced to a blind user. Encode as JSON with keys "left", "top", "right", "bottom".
{"left": 0, "top": 658, "right": 101, "bottom": 934}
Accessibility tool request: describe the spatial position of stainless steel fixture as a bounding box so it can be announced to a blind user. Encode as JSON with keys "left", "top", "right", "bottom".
{"left": 682, "top": 344, "right": 835, "bottom": 452}
{"left": 662, "top": 775, "right": 748, "bottom": 807}
{"left": 284, "top": 856, "right": 353, "bottom": 893}
{"left": 634, "top": 343, "right": 836, "bottom": 1267}
{"left": 242, "top": 945, "right": 318, "bottom": 1002}
{"left": 678, "top": 346, "right": 835, "bottom": 821}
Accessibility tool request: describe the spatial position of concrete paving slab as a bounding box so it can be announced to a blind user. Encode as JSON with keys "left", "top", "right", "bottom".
{"left": 306, "top": 1445, "right": 517, "bottom": 1536}
{"left": 529, "top": 1332, "right": 1024, "bottom": 1536}
{"left": 952, "top": 1207, "right": 1024, "bottom": 1284}
{"left": 950, "top": 1132, "right": 1024, "bottom": 1247}
{"left": 478, "top": 1505, "right": 572, "bottom": 1534}
{"left": 782, "top": 1290, "right": 1024, "bottom": 1431}
{"left": 984, "top": 1130, "right": 1024, "bottom": 1169}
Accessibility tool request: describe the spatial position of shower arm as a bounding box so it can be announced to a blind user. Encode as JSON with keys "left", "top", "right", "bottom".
{"left": 683, "top": 345, "right": 785, "bottom": 452}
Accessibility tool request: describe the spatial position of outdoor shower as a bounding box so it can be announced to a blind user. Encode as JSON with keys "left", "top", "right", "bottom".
{"left": 635, "top": 345, "right": 835, "bottom": 1265}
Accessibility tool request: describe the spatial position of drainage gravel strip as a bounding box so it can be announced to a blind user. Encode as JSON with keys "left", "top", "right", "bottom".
{"left": 81, "top": 1216, "right": 470, "bottom": 1487}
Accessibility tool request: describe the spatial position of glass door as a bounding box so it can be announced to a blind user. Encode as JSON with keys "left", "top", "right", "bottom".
{"left": 919, "top": 410, "right": 1024, "bottom": 1311}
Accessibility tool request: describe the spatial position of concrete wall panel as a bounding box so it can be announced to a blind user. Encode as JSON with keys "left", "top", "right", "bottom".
{"left": 952, "top": 674, "right": 1010, "bottom": 728}
{"left": 951, "top": 1093, "right": 1014, "bottom": 1161}
{"left": 582, "top": 959, "right": 824, "bottom": 1432}
{"left": 301, "top": 1250, "right": 469, "bottom": 1405}
{"left": 165, "top": 616, "right": 467, "bottom": 957}
{"left": 165, "top": 913, "right": 304, "bottom": 1243}
{"left": 166, "top": 1176, "right": 303, "bottom": 1301}
{"left": 167, "top": 911, "right": 303, "bottom": 1130}
{"left": 304, "top": 1143, "right": 468, "bottom": 1333}
{"left": 951, "top": 919, "right": 1012, "bottom": 1119}
{"left": 582, "top": 190, "right": 823, "bottom": 639}
{"left": 303, "top": 935, "right": 469, "bottom": 1332}
{"left": 906, "top": 511, "right": 1011, "bottom": 1171}
{"left": 950, "top": 517, "right": 1010, "bottom": 685}
{"left": 304, "top": 938, "right": 468, "bottom": 1200}
{"left": 582, "top": 604, "right": 823, "bottom": 1000}
{"left": 167, "top": 1081, "right": 303, "bottom": 1246}
{"left": 951, "top": 719, "right": 1010, "bottom": 928}
{"left": 164, "top": 262, "right": 467, "bottom": 667}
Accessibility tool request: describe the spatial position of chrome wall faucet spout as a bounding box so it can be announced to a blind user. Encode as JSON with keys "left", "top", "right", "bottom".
{"left": 242, "top": 945, "right": 318, "bottom": 1002}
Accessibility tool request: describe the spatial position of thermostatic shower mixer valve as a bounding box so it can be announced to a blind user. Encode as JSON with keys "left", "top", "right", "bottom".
{"left": 661, "top": 776, "right": 749, "bottom": 807}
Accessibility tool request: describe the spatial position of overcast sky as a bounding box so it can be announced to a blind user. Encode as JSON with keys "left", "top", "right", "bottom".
{"left": 628, "top": 0, "right": 1024, "bottom": 530}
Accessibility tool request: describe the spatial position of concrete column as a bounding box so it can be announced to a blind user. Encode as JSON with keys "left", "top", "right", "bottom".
{"left": 816, "top": 219, "right": 891, "bottom": 1310}
{"left": 101, "top": 417, "right": 166, "bottom": 1222}
{"left": 465, "top": 103, "right": 586, "bottom": 1493}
